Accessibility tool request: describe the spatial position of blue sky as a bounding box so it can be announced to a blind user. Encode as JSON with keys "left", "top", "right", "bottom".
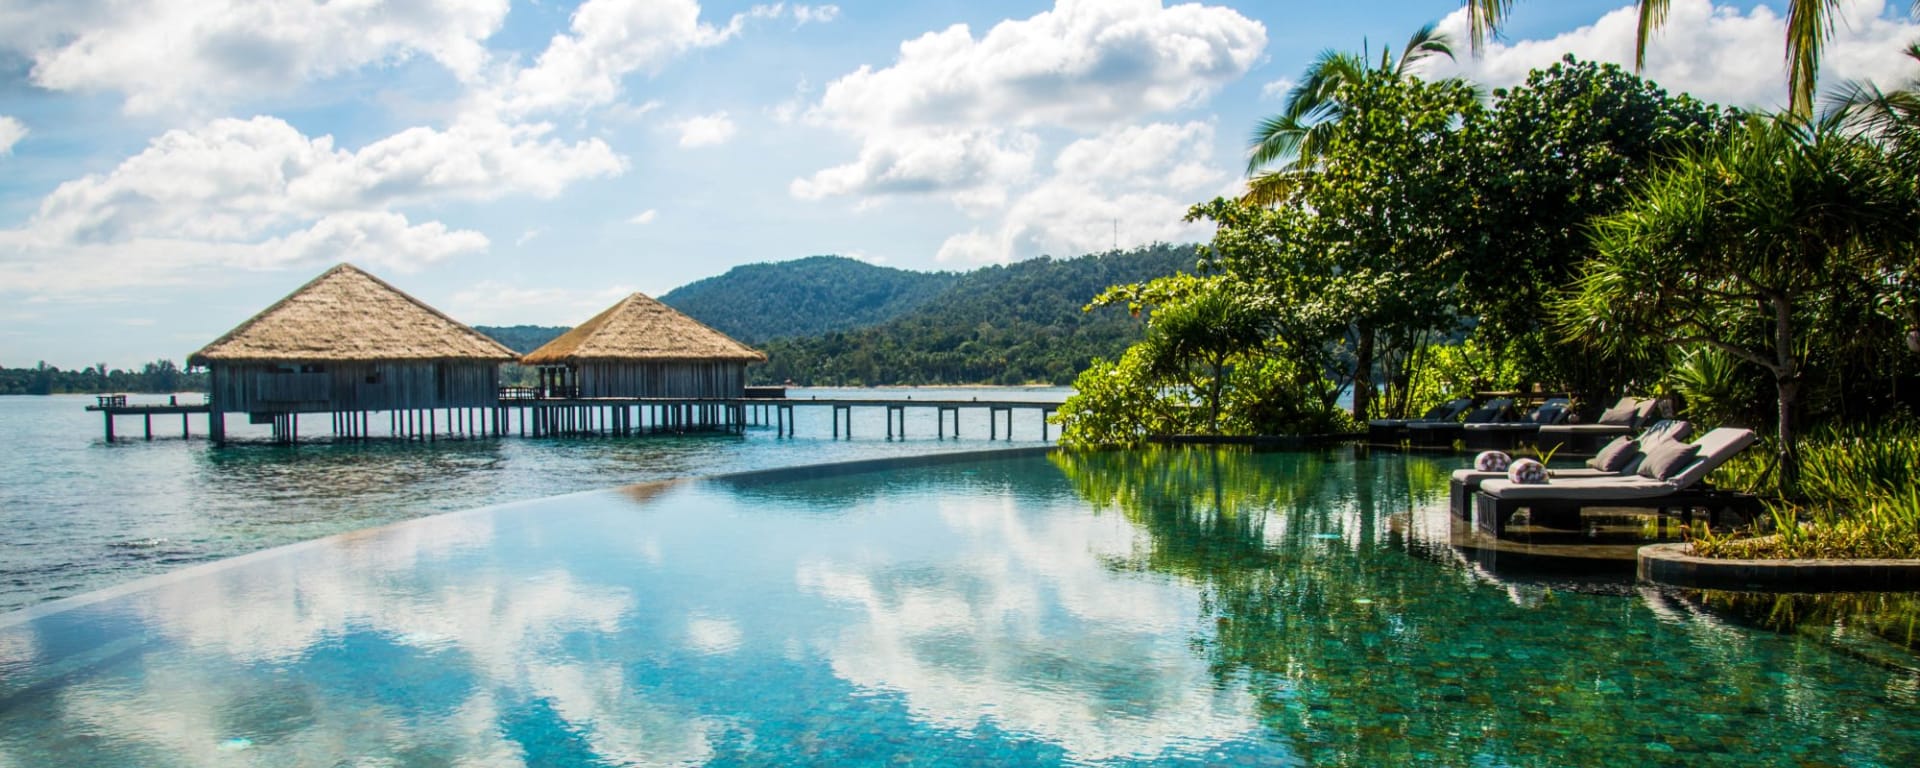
{"left": 2, "top": 0, "right": 1917, "bottom": 369}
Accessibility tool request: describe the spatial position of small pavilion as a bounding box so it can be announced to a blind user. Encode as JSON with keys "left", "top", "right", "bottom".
{"left": 521, "top": 292, "right": 765, "bottom": 399}
{"left": 188, "top": 263, "right": 517, "bottom": 443}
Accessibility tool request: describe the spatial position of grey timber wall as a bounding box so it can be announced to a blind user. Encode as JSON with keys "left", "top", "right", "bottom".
{"left": 209, "top": 361, "right": 502, "bottom": 414}
{"left": 575, "top": 361, "right": 746, "bottom": 398}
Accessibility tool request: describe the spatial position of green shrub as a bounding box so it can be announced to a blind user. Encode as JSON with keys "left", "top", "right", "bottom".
{"left": 1695, "top": 420, "right": 1920, "bottom": 559}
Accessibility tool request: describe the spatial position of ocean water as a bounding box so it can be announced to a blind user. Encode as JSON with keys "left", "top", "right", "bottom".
{"left": 0, "top": 388, "right": 1065, "bottom": 614}
{"left": 1, "top": 448, "right": 1915, "bottom": 766}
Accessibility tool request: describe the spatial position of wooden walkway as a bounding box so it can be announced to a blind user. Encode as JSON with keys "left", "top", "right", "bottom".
{"left": 84, "top": 394, "right": 1061, "bottom": 444}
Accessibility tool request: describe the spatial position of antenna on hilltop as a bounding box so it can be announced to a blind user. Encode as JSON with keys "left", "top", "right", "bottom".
{"left": 1112, "top": 218, "right": 1118, "bottom": 251}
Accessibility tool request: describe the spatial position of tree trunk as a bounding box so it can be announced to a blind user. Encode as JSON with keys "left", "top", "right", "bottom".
{"left": 1206, "top": 361, "right": 1226, "bottom": 435}
{"left": 1352, "top": 324, "right": 1375, "bottom": 422}
{"left": 1776, "top": 375, "right": 1799, "bottom": 494}
{"left": 1774, "top": 298, "right": 1800, "bottom": 495}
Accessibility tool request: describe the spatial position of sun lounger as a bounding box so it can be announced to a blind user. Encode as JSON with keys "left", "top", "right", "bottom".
{"left": 1367, "top": 397, "right": 1470, "bottom": 443}
{"left": 1534, "top": 396, "right": 1664, "bottom": 455}
{"left": 1461, "top": 397, "right": 1571, "bottom": 450}
{"left": 1446, "top": 420, "right": 1693, "bottom": 518}
{"left": 1469, "top": 427, "right": 1759, "bottom": 537}
{"left": 1407, "top": 398, "right": 1513, "bottom": 447}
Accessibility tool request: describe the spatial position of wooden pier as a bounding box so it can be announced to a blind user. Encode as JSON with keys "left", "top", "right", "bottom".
{"left": 87, "top": 395, "right": 213, "bottom": 442}
{"left": 85, "top": 393, "right": 1061, "bottom": 445}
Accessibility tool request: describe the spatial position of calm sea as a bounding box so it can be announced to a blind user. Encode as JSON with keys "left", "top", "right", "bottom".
{"left": 0, "top": 388, "right": 1067, "bottom": 614}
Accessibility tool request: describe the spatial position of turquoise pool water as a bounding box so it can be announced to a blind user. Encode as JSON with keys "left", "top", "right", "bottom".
{"left": 0, "top": 389, "right": 1062, "bottom": 613}
{"left": 1, "top": 447, "right": 1916, "bottom": 766}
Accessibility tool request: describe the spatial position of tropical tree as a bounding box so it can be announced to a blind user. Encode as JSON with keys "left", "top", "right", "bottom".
{"left": 1462, "top": 0, "right": 1919, "bottom": 116}
{"left": 1244, "top": 23, "right": 1460, "bottom": 206}
{"left": 1834, "top": 42, "right": 1920, "bottom": 357}
{"left": 1138, "top": 280, "right": 1272, "bottom": 434}
{"left": 1451, "top": 56, "right": 1733, "bottom": 404}
{"left": 1562, "top": 113, "right": 1919, "bottom": 488}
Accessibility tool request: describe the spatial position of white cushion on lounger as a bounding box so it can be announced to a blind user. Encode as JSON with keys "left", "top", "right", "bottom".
{"left": 1478, "top": 476, "right": 1680, "bottom": 500}
{"left": 1451, "top": 467, "right": 1615, "bottom": 485}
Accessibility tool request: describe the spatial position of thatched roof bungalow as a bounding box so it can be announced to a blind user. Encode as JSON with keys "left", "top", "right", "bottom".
{"left": 190, "top": 263, "right": 516, "bottom": 423}
{"left": 522, "top": 292, "right": 765, "bottom": 398}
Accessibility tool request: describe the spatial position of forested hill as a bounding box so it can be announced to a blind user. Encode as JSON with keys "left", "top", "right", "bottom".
{"left": 476, "top": 325, "right": 567, "bottom": 354}
{"left": 752, "top": 244, "right": 1196, "bottom": 386}
{"left": 658, "top": 255, "right": 960, "bottom": 345}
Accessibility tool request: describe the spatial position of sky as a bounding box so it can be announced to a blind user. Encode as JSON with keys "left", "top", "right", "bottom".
{"left": 1, "top": 0, "right": 1917, "bottom": 369}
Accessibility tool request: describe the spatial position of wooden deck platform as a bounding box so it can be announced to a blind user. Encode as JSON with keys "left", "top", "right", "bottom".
{"left": 82, "top": 394, "right": 1062, "bottom": 445}
{"left": 86, "top": 395, "right": 213, "bottom": 442}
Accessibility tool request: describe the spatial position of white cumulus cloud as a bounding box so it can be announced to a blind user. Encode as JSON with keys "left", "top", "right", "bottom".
{"left": 489, "top": 0, "right": 842, "bottom": 117}
{"left": 259, "top": 212, "right": 488, "bottom": 272}
{"left": 1430, "top": 0, "right": 1920, "bottom": 110}
{"left": 792, "top": 129, "right": 1037, "bottom": 200}
{"left": 491, "top": 0, "right": 743, "bottom": 116}
{"left": 935, "top": 121, "right": 1222, "bottom": 264}
{"left": 676, "top": 112, "right": 738, "bottom": 147}
{"left": 26, "top": 115, "right": 621, "bottom": 246}
{"left": 809, "top": 0, "right": 1265, "bottom": 133}
{"left": 0, "top": 0, "right": 510, "bottom": 114}
{"left": 0, "top": 116, "right": 25, "bottom": 155}
{"left": 0, "top": 114, "right": 622, "bottom": 293}
{"left": 793, "top": 0, "right": 1259, "bottom": 265}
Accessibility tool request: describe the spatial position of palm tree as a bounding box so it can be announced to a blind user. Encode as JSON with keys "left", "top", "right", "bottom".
{"left": 1243, "top": 23, "right": 1458, "bottom": 206}
{"left": 1463, "top": 0, "right": 1919, "bottom": 116}
{"left": 1834, "top": 43, "right": 1920, "bottom": 154}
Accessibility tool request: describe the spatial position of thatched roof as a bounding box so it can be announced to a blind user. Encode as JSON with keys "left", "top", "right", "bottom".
{"left": 189, "top": 263, "right": 516, "bottom": 365}
{"left": 521, "top": 292, "right": 766, "bottom": 365}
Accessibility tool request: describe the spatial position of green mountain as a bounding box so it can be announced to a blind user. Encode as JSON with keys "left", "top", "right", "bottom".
{"left": 475, "top": 245, "right": 1198, "bottom": 387}
{"left": 752, "top": 244, "right": 1197, "bottom": 386}
{"left": 658, "top": 255, "right": 959, "bottom": 345}
{"left": 476, "top": 325, "right": 568, "bottom": 355}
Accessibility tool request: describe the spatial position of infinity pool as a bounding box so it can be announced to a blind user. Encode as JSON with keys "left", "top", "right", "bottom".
{"left": 1, "top": 447, "right": 1915, "bottom": 766}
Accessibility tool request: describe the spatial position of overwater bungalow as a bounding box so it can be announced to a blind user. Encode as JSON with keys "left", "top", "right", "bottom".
{"left": 188, "top": 263, "right": 517, "bottom": 442}
{"left": 520, "top": 292, "right": 766, "bottom": 399}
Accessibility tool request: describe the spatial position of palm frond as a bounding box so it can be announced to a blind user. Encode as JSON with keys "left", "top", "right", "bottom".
{"left": 1633, "top": 0, "right": 1672, "bottom": 70}
{"left": 1395, "top": 22, "right": 1457, "bottom": 77}
{"left": 1461, "top": 0, "right": 1514, "bottom": 55}
{"left": 1783, "top": 0, "right": 1839, "bottom": 116}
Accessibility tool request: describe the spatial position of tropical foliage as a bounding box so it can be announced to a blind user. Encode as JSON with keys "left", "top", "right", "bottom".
{"left": 1061, "top": 52, "right": 1750, "bottom": 445}
{"left": 1563, "top": 112, "right": 1920, "bottom": 485}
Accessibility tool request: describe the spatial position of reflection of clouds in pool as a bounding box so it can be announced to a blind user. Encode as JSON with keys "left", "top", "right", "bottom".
{"left": 799, "top": 495, "right": 1257, "bottom": 762}
{"left": 531, "top": 663, "right": 717, "bottom": 766}
{"left": 686, "top": 615, "right": 743, "bottom": 655}
{"left": 38, "top": 510, "right": 717, "bottom": 767}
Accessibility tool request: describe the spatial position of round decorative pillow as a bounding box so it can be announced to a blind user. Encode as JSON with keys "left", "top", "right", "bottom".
{"left": 1507, "top": 458, "right": 1548, "bottom": 484}
{"left": 1474, "top": 450, "right": 1512, "bottom": 472}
